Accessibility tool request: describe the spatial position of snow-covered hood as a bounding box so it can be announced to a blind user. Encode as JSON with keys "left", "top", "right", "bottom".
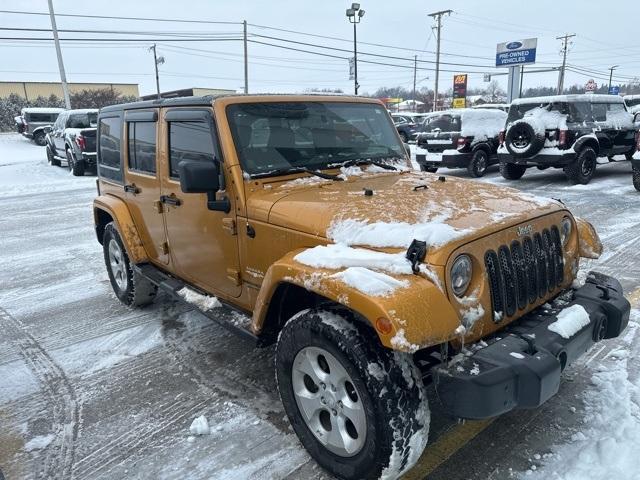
{"left": 249, "top": 171, "right": 565, "bottom": 265}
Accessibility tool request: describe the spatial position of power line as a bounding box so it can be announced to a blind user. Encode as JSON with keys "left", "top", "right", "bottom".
{"left": 0, "top": 9, "right": 241, "bottom": 24}
{"left": 0, "top": 36, "right": 243, "bottom": 42}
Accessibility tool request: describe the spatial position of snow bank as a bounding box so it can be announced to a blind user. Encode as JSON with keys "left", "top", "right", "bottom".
{"left": 177, "top": 287, "right": 221, "bottom": 311}
{"left": 548, "top": 304, "right": 590, "bottom": 339}
{"left": 524, "top": 314, "right": 640, "bottom": 480}
{"left": 331, "top": 267, "right": 409, "bottom": 297}
{"left": 294, "top": 243, "right": 412, "bottom": 275}
{"left": 328, "top": 218, "right": 469, "bottom": 249}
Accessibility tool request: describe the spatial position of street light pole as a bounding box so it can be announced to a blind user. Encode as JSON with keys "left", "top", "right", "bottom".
{"left": 346, "top": 3, "right": 365, "bottom": 95}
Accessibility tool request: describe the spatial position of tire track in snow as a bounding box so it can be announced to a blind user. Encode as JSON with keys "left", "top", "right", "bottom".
{"left": 0, "top": 307, "right": 79, "bottom": 480}
{"left": 72, "top": 398, "right": 207, "bottom": 479}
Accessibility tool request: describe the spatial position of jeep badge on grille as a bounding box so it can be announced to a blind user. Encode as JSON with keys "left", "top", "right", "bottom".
{"left": 517, "top": 225, "right": 533, "bottom": 236}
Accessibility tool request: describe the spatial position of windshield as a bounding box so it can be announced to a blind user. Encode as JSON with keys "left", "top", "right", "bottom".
{"left": 68, "top": 112, "right": 98, "bottom": 129}
{"left": 226, "top": 102, "right": 404, "bottom": 176}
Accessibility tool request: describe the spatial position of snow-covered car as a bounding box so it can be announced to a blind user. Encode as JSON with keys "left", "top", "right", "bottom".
{"left": 472, "top": 103, "right": 510, "bottom": 112}
{"left": 18, "top": 107, "right": 65, "bottom": 146}
{"left": 498, "top": 94, "right": 637, "bottom": 184}
{"left": 45, "top": 109, "right": 98, "bottom": 176}
{"left": 93, "top": 94, "right": 630, "bottom": 480}
{"left": 414, "top": 108, "right": 507, "bottom": 177}
{"left": 391, "top": 114, "right": 421, "bottom": 142}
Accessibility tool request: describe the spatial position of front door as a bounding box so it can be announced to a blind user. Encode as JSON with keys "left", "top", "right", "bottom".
{"left": 159, "top": 108, "right": 241, "bottom": 298}
{"left": 123, "top": 109, "right": 170, "bottom": 265}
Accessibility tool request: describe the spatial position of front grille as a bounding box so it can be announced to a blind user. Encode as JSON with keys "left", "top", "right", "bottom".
{"left": 485, "top": 226, "right": 564, "bottom": 322}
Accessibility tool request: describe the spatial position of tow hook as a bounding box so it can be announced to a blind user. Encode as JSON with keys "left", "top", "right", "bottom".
{"left": 406, "top": 239, "right": 427, "bottom": 274}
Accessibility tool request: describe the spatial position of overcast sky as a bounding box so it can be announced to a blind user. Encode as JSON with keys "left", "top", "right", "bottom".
{"left": 2, "top": 0, "right": 639, "bottom": 98}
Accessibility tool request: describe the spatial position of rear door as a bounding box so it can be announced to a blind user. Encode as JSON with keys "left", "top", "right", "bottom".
{"left": 123, "top": 109, "right": 170, "bottom": 265}
{"left": 159, "top": 108, "right": 241, "bottom": 298}
{"left": 606, "top": 102, "right": 635, "bottom": 155}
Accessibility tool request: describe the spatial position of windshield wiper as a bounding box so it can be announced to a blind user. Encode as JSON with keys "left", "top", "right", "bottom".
{"left": 299, "top": 167, "right": 343, "bottom": 181}
{"left": 341, "top": 157, "right": 398, "bottom": 171}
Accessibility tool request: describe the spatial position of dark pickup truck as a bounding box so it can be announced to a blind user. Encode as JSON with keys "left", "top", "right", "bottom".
{"left": 45, "top": 109, "right": 98, "bottom": 176}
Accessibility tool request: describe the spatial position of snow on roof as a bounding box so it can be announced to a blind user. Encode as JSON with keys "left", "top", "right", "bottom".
{"left": 20, "top": 107, "right": 66, "bottom": 114}
{"left": 512, "top": 94, "right": 625, "bottom": 105}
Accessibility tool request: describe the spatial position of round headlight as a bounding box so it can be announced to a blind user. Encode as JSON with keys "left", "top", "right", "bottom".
{"left": 451, "top": 255, "right": 473, "bottom": 297}
{"left": 560, "top": 216, "right": 572, "bottom": 246}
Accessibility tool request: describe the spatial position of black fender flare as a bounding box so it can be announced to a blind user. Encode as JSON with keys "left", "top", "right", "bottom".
{"left": 573, "top": 136, "right": 600, "bottom": 156}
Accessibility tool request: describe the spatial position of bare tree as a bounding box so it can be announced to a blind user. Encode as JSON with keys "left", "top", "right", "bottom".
{"left": 485, "top": 80, "right": 505, "bottom": 102}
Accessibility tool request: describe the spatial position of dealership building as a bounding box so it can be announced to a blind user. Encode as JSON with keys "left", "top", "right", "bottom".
{"left": 0, "top": 81, "right": 140, "bottom": 100}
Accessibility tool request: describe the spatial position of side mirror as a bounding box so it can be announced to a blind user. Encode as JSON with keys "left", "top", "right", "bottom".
{"left": 178, "top": 160, "right": 219, "bottom": 193}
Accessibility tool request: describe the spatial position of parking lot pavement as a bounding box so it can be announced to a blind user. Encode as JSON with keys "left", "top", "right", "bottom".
{"left": 1, "top": 133, "right": 638, "bottom": 480}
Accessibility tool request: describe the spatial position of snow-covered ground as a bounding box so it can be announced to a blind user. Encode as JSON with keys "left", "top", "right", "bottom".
{"left": 1, "top": 132, "right": 639, "bottom": 480}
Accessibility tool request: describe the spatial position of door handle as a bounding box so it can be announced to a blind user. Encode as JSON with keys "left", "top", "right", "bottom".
{"left": 160, "top": 194, "right": 182, "bottom": 207}
{"left": 124, "top": 183, "right": 139, "bottom": 194}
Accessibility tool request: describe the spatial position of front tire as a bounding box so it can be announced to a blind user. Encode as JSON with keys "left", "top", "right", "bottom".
{"left": 276, "top": 309, "right": 429, "bottom": 480}
{"left": 499, "top": 160, "right": 526, "bottom": 180}
{"left": 103, "top": 222, "right": 157, "bottom": 307}
{"left": 467, "top": 149, "right": 489, "bottom": 177}
{"left": 564, "top": 147, "right": 597, "bottom": 185}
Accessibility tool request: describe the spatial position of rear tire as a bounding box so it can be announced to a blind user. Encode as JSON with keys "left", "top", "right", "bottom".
{"left": 276, "top": 309, "right": 429, "bottom": 480}
{"left": 67, "top": 149, "right": 85, "bottom": 176}
{"left": 633, "top": 164, "right": 640, "bottom": 192}
{"left": 467, "top": 149, "right": 489, "bottom": 177}
{"left": 103, "top": 222, "right": 157, "bottom": 307}
{"left": 47, "top": 145, "right": 60, "bottom": 167}
{"left": 499, "top": 160, "right": 526, "bottom": 180}
{"left": 564, "top": 147, "right": 597, "bottom": 185}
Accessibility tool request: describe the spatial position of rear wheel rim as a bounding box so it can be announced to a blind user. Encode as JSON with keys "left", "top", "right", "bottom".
{"left": 108, "top": 239, "right": 128, "bottom": 291}
{"left": 475, "top": 153, "right": 487, "bottom": 173}
{"left": 291, "top": 346, "right": 366, "bottom": 457}
{"left": 581, "top": 156, "right": 595, "bottom": 176}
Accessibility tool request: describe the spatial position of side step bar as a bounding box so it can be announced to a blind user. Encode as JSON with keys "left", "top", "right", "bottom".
{"left": 134, "top": 263, "right": 259, "bottom": 345}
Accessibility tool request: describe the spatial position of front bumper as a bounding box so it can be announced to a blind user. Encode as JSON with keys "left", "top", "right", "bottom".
{"left": 433, "top": 271, "right": 630, "bottom": 420}
{"left": 498, "top": 150, "right": 576, "bottom": 166}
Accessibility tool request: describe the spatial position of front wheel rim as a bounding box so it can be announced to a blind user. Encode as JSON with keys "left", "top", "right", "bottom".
{"left": 291, "top": 346, "right": 367, "bottom": 457}
{"left": 581, "top": 157, "right": 595, "bottom": 176}
{"left": 475, "top": 154, "right": 487, "bottom": 173}
{"left": 108, "top": 239, "right": 128, "bottom": 291}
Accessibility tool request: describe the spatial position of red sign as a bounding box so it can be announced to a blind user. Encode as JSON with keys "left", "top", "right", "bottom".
{"left": 585, "top": 79, "right": 597, "bottom": 93}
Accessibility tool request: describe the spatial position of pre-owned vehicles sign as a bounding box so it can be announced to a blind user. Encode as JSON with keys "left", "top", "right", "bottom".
{"left": 496, "top": 38, "right": 537, "bottom": 67}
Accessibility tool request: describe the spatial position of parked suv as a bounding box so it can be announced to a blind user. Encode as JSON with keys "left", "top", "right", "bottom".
{"left": 18, "top": 107, "right": 65, "bottom": 146}
{"left": 45, "top": 109, "right": 98, "bottom": 176}
{"left": 499, "top": 94, "right": 637, "bottom": 184}
{"left": 414, "top": 108, "right": 507, "bottom": 177}
{"left": 93, "top": 94, "right": 629, "bottom": 480}
{"left": 391, "top": 114, "right": 420, "bottom": 142}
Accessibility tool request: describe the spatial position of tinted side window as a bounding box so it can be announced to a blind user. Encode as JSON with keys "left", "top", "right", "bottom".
{"left": 127, "top": 122, "right": 157, "bottom": 174}
{"left": 592, "top": 104, "right": 607, "bottom": 122}
{"left": 168, "top": 121, "right": 215, "bottom": 178}
{"left": 29, "top": 113, "right": 58, "bottom": 122}
{"left": 98, "top": 115, "right": 123, "bottom": 182}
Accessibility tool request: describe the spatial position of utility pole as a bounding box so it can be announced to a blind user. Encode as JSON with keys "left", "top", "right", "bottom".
{"left": 412, "top": 55, "right": 417, "bottom": 112}
{"left": 149, "top": 44, "right": 163, "bottom": 99}
{"left": 243, "top": 20, "right": 249, "bottom": 94}
{"left": 428, "top": 9, "right": 452, "bottom": 112}
{"left": 608, "top": 65, "right": 619, "bottom": 92}
{"left": 519, "top": 65, "right": 524, "bottom": 98}
{"left": 47, "top": 0, "right": 71, "bottom": 109}
{"left": 556, "top": 33, "right": 575, "bottom": 94}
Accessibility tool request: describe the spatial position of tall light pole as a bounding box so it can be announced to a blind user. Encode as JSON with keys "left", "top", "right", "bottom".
{"left": 346, "top": 3, "right": 365, "bottom": 95}
{"left": 47, "top": 0, "right": 71, "bottom": 109}
{"left": 608, "top": 65, "right": 619, "bottom": 93}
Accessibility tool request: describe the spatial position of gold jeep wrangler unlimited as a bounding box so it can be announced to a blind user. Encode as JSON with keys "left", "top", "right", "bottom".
{"left": 93, "top": 94, "right": 630, "bottom": 480}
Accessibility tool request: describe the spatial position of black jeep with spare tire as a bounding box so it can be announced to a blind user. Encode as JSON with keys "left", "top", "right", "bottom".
{"left": 498, "top": 94, "right": 638, "bottom": 184}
